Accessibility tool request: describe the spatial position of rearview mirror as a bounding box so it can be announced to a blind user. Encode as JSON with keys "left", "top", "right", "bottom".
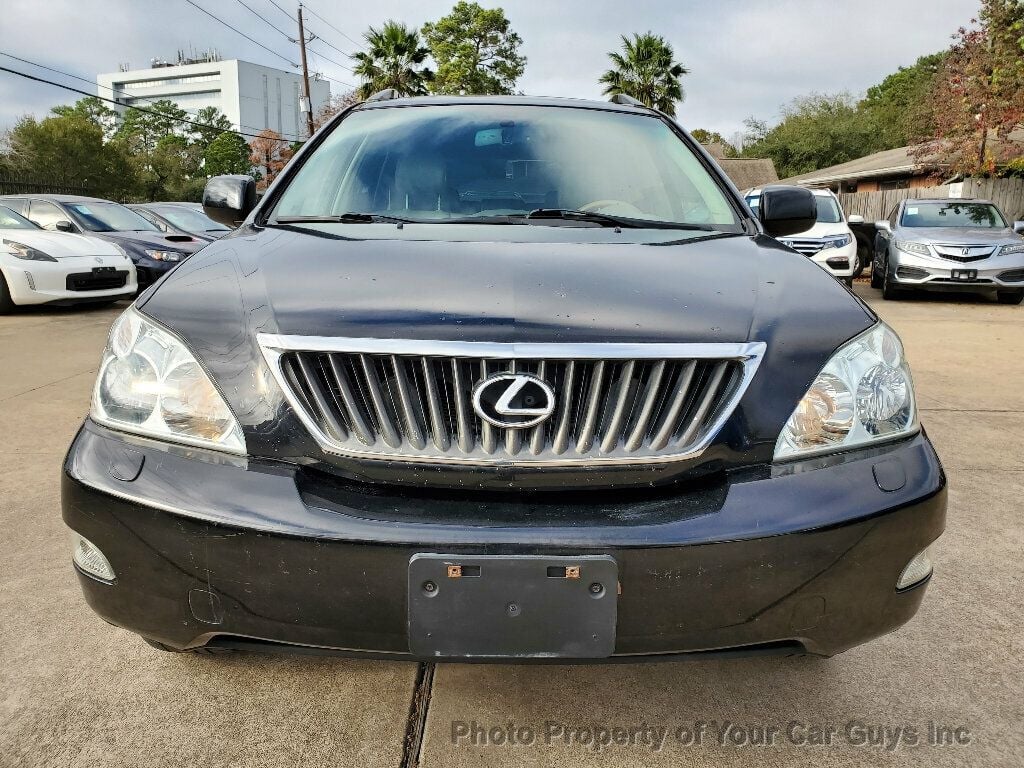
{"left": 847, "top": 214, "right": 864, "bottom": 224}
{"left": 1014, "top": 221, "right": 1024, "bottom": 235}
{"left": 54, "top": 220, "right": 75, "bottom": 233}
{"left": 875, "top": 220, "right": 891, "bottom": 233}
{"left": 757, "top": 186, "right": 816, "bottom": 238}
{"left": 203, "top": 175, "right": 257, "bottom": 227}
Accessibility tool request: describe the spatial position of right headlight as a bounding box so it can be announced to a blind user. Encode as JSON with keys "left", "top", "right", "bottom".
{"left": 91, "top": 307, "right": 246, "bottom": 454}
{"left": 895, "top": 240, "right": 931, "bottom": 257}
{"left": 774, "top": 322, "right": 918, "bottom": 460}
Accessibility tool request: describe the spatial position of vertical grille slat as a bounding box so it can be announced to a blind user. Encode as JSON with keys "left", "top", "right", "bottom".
{"left": 624, "top": 360, "right": 667, "bottom": 451}
{"left": 270, "top": 342, "right": 757, "bottom": 465}
{"left": 648, "top": 360, "right": 698, "bottom": 451}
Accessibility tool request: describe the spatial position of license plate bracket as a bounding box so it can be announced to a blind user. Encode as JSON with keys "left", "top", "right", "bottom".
{"left": 408, "top": 554, "right": 617, "bottom": 658}
{"left": 950, "top": 269, "right": 978, "bottom": 281}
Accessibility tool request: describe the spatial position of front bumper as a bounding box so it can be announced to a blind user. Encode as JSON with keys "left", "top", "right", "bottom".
{"left": 810, "top": 241, "right": 858, "bottom": 278}
{"left": 2, "top": 257, "right": 137, "bottom": 305}
{"left": 63, "top": 420, "right": 946, "bottom": 660}
{"left": 890, "top": 248, "right": 1024, "bottom": 292}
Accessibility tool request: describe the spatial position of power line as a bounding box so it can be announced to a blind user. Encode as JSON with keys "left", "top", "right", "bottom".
{"left": 0, "top": 64, "right": 303, "bottom": 142}
{"left": 306, "top": 30, "right": 356, "bottom": 60}
{"left": 184, "top": 0, "right": 299, "bottom": 68}
{"left": 264, "top": 0, "right": 296, "bottom": 22}
{"left": 232, "top": 0, "right": 296, "bottom": 43}
{"left": 305, "top": 45, "right": 354, "bottom": 73}
{"left": 301, "top": 4, "right": 366, "bottom": 51}
{"left": 305, "top": 51, "right": 357, "bottom": 89}
{"left": 0, "top": 51, "right": 302, "bottom": 141}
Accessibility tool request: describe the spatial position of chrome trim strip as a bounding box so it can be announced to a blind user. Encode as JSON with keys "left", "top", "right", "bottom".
{"left": 257, "top": 335, "right": 766, "bottom": 467}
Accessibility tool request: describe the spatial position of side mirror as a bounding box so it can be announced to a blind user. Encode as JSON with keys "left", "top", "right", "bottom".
{"left": 54, "top": 220, "right": 76, "bottom": 233}
{"left": 1014, "top": 221, "right": 1024, "bottom": 235}
{"left": 757, "top": 185, "right": 816, "bottom": 238}
{"left": 875, "top": 220, "right": 891, "bottom": 233}
{"left": 203, "top": 175, "right": 257, "bottom": 227}
{"left": 847, "top": 214, "right": 864, "bottom": 224}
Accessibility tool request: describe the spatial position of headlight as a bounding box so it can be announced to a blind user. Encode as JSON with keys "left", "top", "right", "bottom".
{"left": 144, "top": 249, "right": 184, "bottom": 262}
{"left": 3, "top": 239, "right": 58, "bottom": 262}
{"left": 111, "top": 242, "right": 131, "bottom": 261}
{"left": 821, "top": 234, "right": 852, "bottom": 249}
{"left": 895, "top": 240, "right": 931, "bottom": 257}
{"left": 91, "top": 307, "right": 246, "bottom": 454}
{"left": 775, "top": 323, "right": 917, "bottom": 460}
{"left": 999, "top": 242, "right": 1024, "bottom": 256}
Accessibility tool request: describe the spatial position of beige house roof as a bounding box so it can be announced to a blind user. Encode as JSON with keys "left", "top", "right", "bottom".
{"left": 717, "top": 158, "right": 779, "bottom": 189}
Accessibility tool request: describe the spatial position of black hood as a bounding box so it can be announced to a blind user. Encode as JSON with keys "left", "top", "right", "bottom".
{"left": 139, "top": 225, "right": 875, "bottom": 483}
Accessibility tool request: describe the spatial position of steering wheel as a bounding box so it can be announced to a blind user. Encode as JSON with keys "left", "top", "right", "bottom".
{"left": 578, "top": 199, "right": 647, "bottom": 217}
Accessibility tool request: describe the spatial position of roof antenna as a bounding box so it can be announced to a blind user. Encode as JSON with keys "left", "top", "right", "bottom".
{"left": 366, "top": 89, "right": 400, "bottom": 103}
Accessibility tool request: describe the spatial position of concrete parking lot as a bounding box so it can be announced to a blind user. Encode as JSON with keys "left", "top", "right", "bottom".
{"left": 1, "top": 285, "right": 1021, "bottom": 768}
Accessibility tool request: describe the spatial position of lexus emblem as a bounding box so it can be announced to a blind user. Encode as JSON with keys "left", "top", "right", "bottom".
{"left": 472, "top": 373, "right": 556, "bottom": 429}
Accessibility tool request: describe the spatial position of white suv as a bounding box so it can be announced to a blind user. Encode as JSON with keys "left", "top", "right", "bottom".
{"left": 745, "top": 188, "right": 861, "bottom": 286}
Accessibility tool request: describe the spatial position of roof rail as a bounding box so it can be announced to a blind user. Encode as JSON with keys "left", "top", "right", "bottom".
{"left": 608, "top": 93, "right": 645, "bottom": 108}
{"left": 366, "top": 88, "right": 400, "bottom": 103}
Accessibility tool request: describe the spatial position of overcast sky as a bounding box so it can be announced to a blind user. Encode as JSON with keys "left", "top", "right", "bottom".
{"left": 0, "top": 0, "right": 980, "bottom": 139}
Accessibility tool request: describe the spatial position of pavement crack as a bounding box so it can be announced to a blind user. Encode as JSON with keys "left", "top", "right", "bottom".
{"left": 0, "top": 369, "right": 95, "bottom": 403}
{"left": 400, "top": 662, "right": 436, "bottom": 768}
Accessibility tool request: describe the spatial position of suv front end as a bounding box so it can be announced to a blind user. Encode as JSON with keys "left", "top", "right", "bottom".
{"left": 62, "top": 97, "right": 945, "bottom": 661}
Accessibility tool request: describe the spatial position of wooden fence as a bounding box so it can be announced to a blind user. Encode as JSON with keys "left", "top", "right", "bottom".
{"left": 838, "top": 177, "right": 1024, "bottom": 222}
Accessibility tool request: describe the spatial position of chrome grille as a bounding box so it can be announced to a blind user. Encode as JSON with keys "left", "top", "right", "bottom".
{"left": 259, "top": 336, "right": 764, "bottom": 466}
{"left": 780, "top": 238, "right": 826, "bottom": 255}
{"left": 932, "top": 244, "right": 995, "bottom": 263}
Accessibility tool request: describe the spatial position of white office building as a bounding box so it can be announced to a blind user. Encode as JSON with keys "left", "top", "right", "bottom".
{"left": 97, "top": 58, "right": 330, "bottom": 141}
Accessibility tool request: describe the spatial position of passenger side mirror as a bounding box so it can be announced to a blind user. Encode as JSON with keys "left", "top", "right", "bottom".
{"left": 875, "top": 220, "right": 891, "bottom": 233}
{"left": 757, "top": 186, "right": 817, "bottom": 238}
{"left": 1014, "top": 221, "right": 1024, "bottom": 235}
{"left": 847, "top": 214, "right": 864, "bottom": 224}
{"left": 54, "top": 220, "right": 76, "bottom": 233}
{"left": 203, "top": 175, "right": 257, "bottom": 227}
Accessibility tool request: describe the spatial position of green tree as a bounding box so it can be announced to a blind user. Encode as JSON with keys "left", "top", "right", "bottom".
{"left": 113, "top": 99, "right": 188, "bottom": 154}
{"left": 422, "top": 2, "right": 526, "bottom": 95}
{"left": 859, "top": 52, "right": 945, "bottom": 149}
{"left": 4, "top": 111, "right": 136, "bottom": 198}
{"left": 191, "top": 106, "right": 234, "bottom": 149}
{"left": 141, "top": 134, "right": 202, "bottom": 201}
{"left": 204, "top": 131, "right": 253, "bottom": 176}
{"left": 740, "top": 92, "right": 878, "bottom": 179}
{"left": 50, "top": 97, "right": 119, "bottom": 141}
{"left": 353, "top": 21, "right": 433, "bottom": 99}
{"left": 599, "top": 33, "right": 689, "bottom": 115}
{"left": 690, "top": 129, "right": 737, "bottom": 156}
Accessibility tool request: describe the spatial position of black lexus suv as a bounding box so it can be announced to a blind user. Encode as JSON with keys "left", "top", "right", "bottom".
{"left": 62, "top": 94, "right": 946, "bottom": 660}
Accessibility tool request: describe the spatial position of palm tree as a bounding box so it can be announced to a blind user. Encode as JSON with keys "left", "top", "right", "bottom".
{"left": 599, "top": 33, "right": 689, "bottom": 116}
{"left": 352, "top": 21, "right": 433, "bottom": 100}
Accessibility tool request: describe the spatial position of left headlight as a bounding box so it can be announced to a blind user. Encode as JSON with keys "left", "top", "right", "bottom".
{"left": 3, "top": 239, "right": 58, "bottom": 262}
{"left": 999, "top": 242, "right": 1024, "bottom": 256}
{"left": 144, "top": 249, "right": 184, "bottom": 262}
{"left": 91, "top": 307, "right": 246, "bottom": 454}
{"left": 774, "top": 322, "right": 918, "bottom": 460}
{"left": 821, "top": 234, "right": 852, "bottom": 249}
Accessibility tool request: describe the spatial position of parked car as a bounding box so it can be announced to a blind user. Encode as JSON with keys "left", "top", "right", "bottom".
{"left": 63, "top": 94, "right": 945, "bottom": 661}
{"left": 872, "top": 198, "right": 1024, "bottom": 304}
{"left": 745, "top": 187, "right": 862, "bottom": 285}
{"left": 0, "top": 195, "right": 207, "bottom": 288}
{"left": 0, "top": 204, "right": 136, "bottom": 311}
{"left": 127, "top": 202, "right": 232, "bottom": 242}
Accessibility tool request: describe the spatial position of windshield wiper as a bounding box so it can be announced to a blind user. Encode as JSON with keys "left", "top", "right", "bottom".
{"left": 273, "top": 213, "right": 417, "bottom": 225}
{"left": 512, "top": 208, "right": 715, "bottom": 231}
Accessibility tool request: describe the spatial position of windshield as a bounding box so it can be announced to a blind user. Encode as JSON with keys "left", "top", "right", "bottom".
{"left": 901, "top": 202, "right": 1007, "bottom": 229}
{"left": 0, "top": 205, "right": 40, "bottom": 230}
{"left": 152, "top": 206, "right": 229, "bottom": 232}
{"left": 815, "top": 196, "right": 842, "bottom": 224}
{"left": 66, "top": 202, "right": 159, "bottom": 233}
{"left": 273, "top": 105, "right": 741, "bottom": 232}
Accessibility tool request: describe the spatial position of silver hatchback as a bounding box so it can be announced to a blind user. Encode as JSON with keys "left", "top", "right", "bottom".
{"left": 872, "top": 198, "right": 1024, "bottom": 304}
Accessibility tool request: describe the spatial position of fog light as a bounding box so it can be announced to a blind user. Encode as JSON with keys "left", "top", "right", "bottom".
{"left": 71, "top": 531, "right": 116, "bottom": 582}
{"left": 897, "top": 546, "right": 933, "bottom": 590}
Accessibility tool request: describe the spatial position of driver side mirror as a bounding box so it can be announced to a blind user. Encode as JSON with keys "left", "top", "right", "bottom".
{"left": 847, "top": 214, "right": 864, "bottom": 224}
{"left": 203, "top": 175, "right": 257, "bottom": 227}
{"left": 875, "top": 220, "right": 892, "bottom": 233}
{"left": 54, "top": 220, "right": 76, "bottom": 233}
{"left": 757, "top": 186, "right": 816, "bottom": 238}
{"left": 1014, "top": 221, "right": 1024, "bottom": 235}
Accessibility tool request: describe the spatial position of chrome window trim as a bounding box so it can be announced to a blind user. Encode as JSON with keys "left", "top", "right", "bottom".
{"left": 257, "top": 334, "right": 766, "bottom": 467}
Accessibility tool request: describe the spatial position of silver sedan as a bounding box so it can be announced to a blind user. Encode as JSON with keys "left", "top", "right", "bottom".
{"left": 872, "top": 198, "right": 1024, "bottom": 304}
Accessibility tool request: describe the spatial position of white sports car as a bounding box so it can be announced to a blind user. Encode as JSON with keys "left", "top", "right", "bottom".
{"left": 0, "top": 205, "right": 137, "bottom": 311}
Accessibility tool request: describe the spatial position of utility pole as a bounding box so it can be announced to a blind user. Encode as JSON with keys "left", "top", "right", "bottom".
{"left": 297, "top": 4, "right": 315, "bottom": 139}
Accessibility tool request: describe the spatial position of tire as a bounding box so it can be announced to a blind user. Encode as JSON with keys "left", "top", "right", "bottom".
{"left": 853, "top": 244, "right": 869, "bottom": 278}
{"left": 870, "top": 258, "right": 883, "bottom": 289}
{"left": 996, "top": 290, "right": 1024, "bottom": 305}
{"left": 143, "top": 637, "right": 233, "bottom": 655}
{"left": 843, "top": 277, "right": 854, "bottom": 288}
{"left": 0, "top": 272, "right": 15, "bottom": 314}
{"left": 881, "top": 259, "right": 904, "bottom": 300}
